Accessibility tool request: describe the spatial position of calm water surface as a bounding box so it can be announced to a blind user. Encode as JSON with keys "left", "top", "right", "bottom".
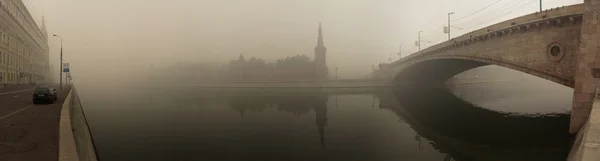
{"left": 78, "top": 82, "right": 572, "bottom": 161}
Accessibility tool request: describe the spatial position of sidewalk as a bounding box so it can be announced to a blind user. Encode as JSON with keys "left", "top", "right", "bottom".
{"left": 0, "top": 84, "right": 35, "bottom": 93}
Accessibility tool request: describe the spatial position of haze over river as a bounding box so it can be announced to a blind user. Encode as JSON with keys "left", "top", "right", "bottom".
{"left": 76, "top": 79, "right": 572, "bottom": 161}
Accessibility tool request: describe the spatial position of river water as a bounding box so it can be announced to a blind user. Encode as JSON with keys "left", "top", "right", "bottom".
{"left": 77, "top": 81, "right": 573, "bottom": 161}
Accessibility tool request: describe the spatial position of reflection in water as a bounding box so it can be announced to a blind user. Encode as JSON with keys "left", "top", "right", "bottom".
{"left": 227, "top": 93, "right": 329, "bottom": 147}
{"left": 81, "top": 84, "right": 571, "bottom": 161}
{"left": 378, "top": 84, "right": 570, "bottom": 161}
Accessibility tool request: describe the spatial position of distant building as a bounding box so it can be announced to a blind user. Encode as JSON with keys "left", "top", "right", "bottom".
{"left": 0, "top": 1, "right": 50, "bottom": 86}
{"left": 314, "top": 22, "right": 328, "bottom": 80}
{"left": 229, "top": 54, "right": 247, "bottom": 81}
{"left": 228, "top": 23, "right": 329, "bottom": 82}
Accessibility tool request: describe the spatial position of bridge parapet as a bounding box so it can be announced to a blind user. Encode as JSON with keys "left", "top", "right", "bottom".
{"left": 58, "top": 87, "right": 98, "bottom": 161}
{"left": 395, "top": 4, "right": 584, "bottom": 65}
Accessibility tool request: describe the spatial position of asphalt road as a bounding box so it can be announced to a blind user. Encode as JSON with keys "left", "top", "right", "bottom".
{"left": 0, "top": 86, "right": 71, "bottom": 161}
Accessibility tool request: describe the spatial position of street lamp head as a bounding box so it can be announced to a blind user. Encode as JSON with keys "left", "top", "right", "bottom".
{"left": 449, "top": 12, "right": 455, "bottom": 15}
{"left": 53, "top": 34, "right": 58, "bottom": 36}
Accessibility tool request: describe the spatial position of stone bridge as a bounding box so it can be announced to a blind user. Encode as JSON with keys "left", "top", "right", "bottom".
{"left": 373, "top": 0, "right": 600, "bottom": 134}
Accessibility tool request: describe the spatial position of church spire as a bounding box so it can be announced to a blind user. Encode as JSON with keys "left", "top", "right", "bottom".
{"left": 42, "top": 16, "right": 45, "bottom": 27}
{"left": 238, "top": 54, "right": 245, "bottom": 62}
{"left": 41, "top": 16, "right": 48, "bottom": 39}
{"left": 317, "top": 22, "right": 324, "bottom": 47}
{"left": 314, "top": 22, "right": 328, "bottom": 80}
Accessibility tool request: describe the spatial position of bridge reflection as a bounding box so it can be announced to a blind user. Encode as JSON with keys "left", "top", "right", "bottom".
{"left": 378, "top": 85, "right": 571, "bottom": 160}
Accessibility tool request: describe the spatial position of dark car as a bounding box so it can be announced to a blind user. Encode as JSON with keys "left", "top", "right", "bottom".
{"left": 33, "top": 87, "right": 58, "bottom": 104}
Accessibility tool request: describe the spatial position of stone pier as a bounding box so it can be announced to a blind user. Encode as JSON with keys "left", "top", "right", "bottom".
{"left": 571, "top": 0, "right": 600, "bottom": 134}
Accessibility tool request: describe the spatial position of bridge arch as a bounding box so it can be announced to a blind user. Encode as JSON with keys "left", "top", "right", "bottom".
{"left": 391, "top": 56, "right": 573, "bottom": 87}
{"left": 384, "top": 5, "right": 584, "bottom": 88}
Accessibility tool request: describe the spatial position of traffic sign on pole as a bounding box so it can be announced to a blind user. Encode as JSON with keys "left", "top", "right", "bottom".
{"left": 63, "top": 63, "right": 70, "bottom": 73}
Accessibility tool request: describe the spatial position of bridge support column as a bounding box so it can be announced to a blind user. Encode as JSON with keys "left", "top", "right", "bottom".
{"left": 571, "top": 0, "right": 600, "bottom": 134}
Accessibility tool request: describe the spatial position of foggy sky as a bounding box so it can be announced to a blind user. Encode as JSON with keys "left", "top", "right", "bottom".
{"left": 22, "top": 0, "right": 582, "bottom": 83}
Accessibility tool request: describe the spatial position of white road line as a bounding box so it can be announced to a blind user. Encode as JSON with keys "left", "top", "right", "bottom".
{"left": 0, "top": 104, "right": 33, "bottom": 120}
{"left": 0, "top": 88, "right": 34, "bottom": 96}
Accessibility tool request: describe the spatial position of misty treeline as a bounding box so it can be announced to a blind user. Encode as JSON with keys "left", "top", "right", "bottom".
{"left": 155, "top": 54, "right": 326, "bottom": 83}
{"left": 230, "top": 54, "right": 322, "bottom": 81}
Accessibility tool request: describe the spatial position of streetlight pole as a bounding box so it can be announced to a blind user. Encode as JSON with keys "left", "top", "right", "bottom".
{"left": 334, "top": 67, "right": 338, "bottom": 80}
{"left": 53, "top": 34, "right": 63, "bottom": 89}
{"left": 418, "top": 31, "right": 423, "bottom": 51}
{"left": 540, "top": 0, "right": 542, "bottom": 12}
{"left": 447, "top": 12, "right": 454, "bottom": 40}
{"left": 4, "top": 58, "right": 7, "bottom": 87}
{"left": 397, "top": 44, "right": 402, "bottom": 58}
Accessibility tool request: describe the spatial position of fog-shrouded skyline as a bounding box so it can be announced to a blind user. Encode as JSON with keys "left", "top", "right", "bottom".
{"left": 21, "top": 0, "right": 582, "bottom": 84}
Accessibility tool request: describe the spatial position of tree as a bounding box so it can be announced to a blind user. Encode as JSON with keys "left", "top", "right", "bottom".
{"left": 276, "top": 55, "right": 311, "bottom": 69}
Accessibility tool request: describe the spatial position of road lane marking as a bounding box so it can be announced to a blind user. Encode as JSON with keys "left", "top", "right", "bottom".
{"left": 0, "top": 88, "right": 34, "bottom": 96}
{"left": 0, "top": 104, "right": 33, "bottom": 120}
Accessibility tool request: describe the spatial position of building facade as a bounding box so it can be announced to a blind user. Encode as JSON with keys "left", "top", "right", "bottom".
{"left": 0, "top": 0, "right": 49, "bottom": 86}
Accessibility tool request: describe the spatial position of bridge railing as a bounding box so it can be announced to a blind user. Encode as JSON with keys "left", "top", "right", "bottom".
{"left": 394, "top": 4, "right": 584, "bottom": 65}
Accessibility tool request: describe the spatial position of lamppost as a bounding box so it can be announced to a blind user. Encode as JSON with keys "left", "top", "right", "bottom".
{"left": 53, "top": 34, "right": 63, "bottom": 89}
{"left": 334, "top": 67, "right": 338, "bottom": 80}
{"left": 416, "top": 31, "right": 423, "bottom": 51}
{"left": 397, "top": 44, "right": 402, "bottom": 58}
{"left": 447, "top": 12, "right": 454, "bottom": 40}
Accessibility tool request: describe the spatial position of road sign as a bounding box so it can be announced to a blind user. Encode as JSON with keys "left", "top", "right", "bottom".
{"left": 63, "top": 63, "right": 70, "bottom": 73}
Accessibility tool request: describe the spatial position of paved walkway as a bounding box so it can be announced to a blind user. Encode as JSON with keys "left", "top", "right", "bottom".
{"left": 0, "top": 85, "right": 35, "bottom": 94}
{"left": 0, "top": 86, "right": 71, "bottom": 161}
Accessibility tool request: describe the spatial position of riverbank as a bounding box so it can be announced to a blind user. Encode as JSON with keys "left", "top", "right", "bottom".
{"left": 184, "top": 81, "right": 392, "bottom": 88}
{"left": 445, "top": 79, "right": 523, "bottom": 85}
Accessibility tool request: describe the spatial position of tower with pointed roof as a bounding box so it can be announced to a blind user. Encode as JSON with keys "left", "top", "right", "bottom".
{"left": 314, "top": 22, "right": 327, "bottom": 80}
{"left": 41, "top": 16, "right": 48, "bottom": 41}
{"left": 238, "top": 54, "right": 245, "bottom": 62}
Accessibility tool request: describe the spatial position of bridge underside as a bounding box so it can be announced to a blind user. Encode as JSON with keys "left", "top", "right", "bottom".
{"left": 392, "top": 59, "right": 488, "bottom": 85}
{"left": 381, "top": 0, "right": 600, "bottom": 134}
